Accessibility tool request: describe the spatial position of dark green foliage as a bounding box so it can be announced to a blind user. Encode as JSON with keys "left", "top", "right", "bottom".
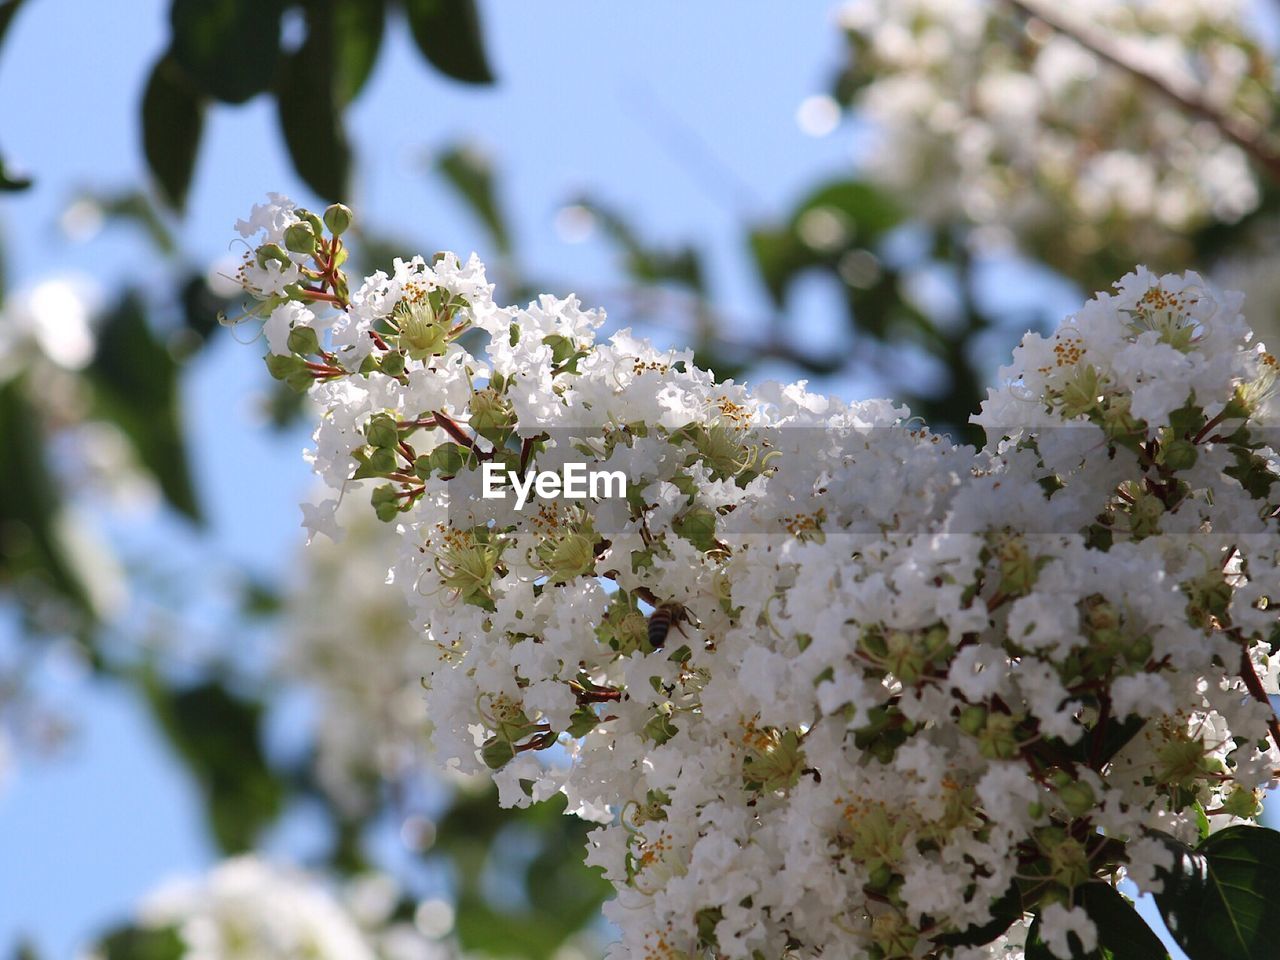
{"left": 276, "top": 3, "right": 351, "bottom": 201}
{"left": 169, "top": 0, "right": 282, "bottom": 104}
{"left": 142, "top": 54, "right": 205, "bottom": 211}
{"left": 95, "top": 926, "right": 184, "bottom": 960}
{"left": 438, "top": 144, "right": 511, "bottom": 254}
{"left": 1152, "top": 826, "right": 1280, "bottom": 960}
{"left": 144, "top": 679, "right": 284, "bottom": 854}
{"left": 403, "top": 0, "right": 494, "bottom": 84}
{"left": 87, "top": 293, "right": 201, "bottom": 521}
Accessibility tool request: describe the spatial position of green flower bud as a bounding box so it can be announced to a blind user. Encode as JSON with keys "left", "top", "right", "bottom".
{"left": 283, "top": 221, "right": 317, "bottom": 254}
{"left": 286, "top": 324, "right": 320, "bottom": 356}
{"left": 256, "top": 242, "right": 289, "bottom": 267}
{"left": 1222, "top": 785, "right": 1261, "bottom": 819}
{"left": 371, "top": 483, "right": 400, "bottom": 522}
{"left": 959, "top": 705, "right": 988, "bottom": 736}
{"left": 323, "top": 202, "right": 353, "bottom": 235}
{"left": 865, "top": 864, "right": 893, "bottom": 893}
{"left": 1057, "top": 779, "right": 1096, "bottom": 818}
{"left": 1159, "top": 438, "right": 1198, "bottom": 471}
{"left": 481, "top": 737, "right": 515, "bottom": 770}
{"left": 365, "top": 413, "right": 400, "bottom": 449}
{"left": 1045, "top": 835, "right": 1090, "bottom": 889}
{"left": 380, "top": 351, "right": 406, "bottom": 377}
{"left": 978, "top": 712, "right": 1020, "bottom": 759}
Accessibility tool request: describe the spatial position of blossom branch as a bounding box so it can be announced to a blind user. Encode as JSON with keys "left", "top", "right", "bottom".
{"left": 1005, "top": 0, "right": 1280, "bottom": 182}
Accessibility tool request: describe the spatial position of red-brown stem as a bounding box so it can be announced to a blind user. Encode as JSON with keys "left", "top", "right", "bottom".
{"left": 1194, "top": 410, "right": 1229, "bottom": 445}
{"left": 433, "top": 412, "right": 477, "bottom": 449}
{"left": 1238, "top": 646, "right": 1280, "bottom": 753}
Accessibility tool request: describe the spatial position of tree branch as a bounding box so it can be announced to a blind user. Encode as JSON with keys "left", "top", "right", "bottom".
{"left": 1005, "top": 0, "right": 1280, "bottom": 183}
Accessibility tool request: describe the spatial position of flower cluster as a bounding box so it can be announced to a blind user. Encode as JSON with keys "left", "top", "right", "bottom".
{"left": 835, "top": 0, "right": 1272, "bottom": 267}
{"left": 97, "top": 855, "right": 456, "bottom": 960}
{"left": 279, "top": 498, "right": 435, "bottom": 814}
{"left": 234, "top": 195, "right": 1280, "bottom": 959}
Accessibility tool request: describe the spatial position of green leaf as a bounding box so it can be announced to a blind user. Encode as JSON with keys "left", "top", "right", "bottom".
{"left": 0, "top": 0, "right": 27, "bottom": 46}
{"left": 1153, "top": 825, "right": 1280, "bottom": 960}
{"left": 750, "top": 178, "right": 901, "bottom": 305}
{"left": 169, "top": 0, "right": 282, "bottom": 103}
{"left": 87, "top": 292, "right": 202, "bottom": 521}
{"left": 437, "top": 144, "right": 511, "bottom": 254}
{"left": 1080, "top": 882, "right": 1170, "bottom": 960}
{"left": 145, "top": 678, "right": 284, "bottom": 853}
{"left": 79, "top": 190, "right": 177, "bottom": 257}
{"left": 142, "top": 54, "right": 205, "bottom": 211}
{"left": 0, "top": 152, "right": 31, "bottom": 191}
{"left": 1024, "top": 914, "right": 1055, "bottom": 960}
{"left": 95, "top": 926, "right": 184, "bottom": 960}
{"left": 0, "top": 380, "right": 95, "bottom": 621}
{"left": 334, "top": 0, "right": 386, "bottom": 104}
{"left": 0, "top": 3, "right": 33, "bottom": 192}
{"left": 276, "top": 5, "right": 350, "bottom": 201}
{"left": 931, "top": 884, "right": 1022, "bottom": 948}
{"left": 403, "top": 0, "right": 494, "bottom": 84}
{"left": 576, "top": 198, "right": 703, "bottom": 290}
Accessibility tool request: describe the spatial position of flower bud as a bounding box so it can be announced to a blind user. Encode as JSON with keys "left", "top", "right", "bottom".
{"left": 323, "top": 202, "right": 353, "bottom": 235}
{"left": 286, "top": 324, "right": 320, "bottom": 356}
{"left": 959, "top": 705, "right": 987, "bottom": 736}
{"left": 283, "top": 221, "right": 317, "bottom": 254}
{"left": 1057, "top": 779, "right": 1095, "bottom": 818}
{"left": 365, "top": 413, "right": 400, "bottom": 449}
{"left": 370, "top": 483, "right": 400, "bottom": 522}
{"left": 1159, "top": 438, "right": 1198, "bottom": 471}
{"left": 256, "top": 242, "right": 289, "bottom": 267}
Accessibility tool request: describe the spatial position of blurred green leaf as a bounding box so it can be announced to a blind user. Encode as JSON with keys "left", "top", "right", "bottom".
{"left": 0, "top": 152, "right": 30, "bottom": 191}
{"left": 334, "top": 0, "right": 386, "bottom": 104}
{"left": 0, "top": 380, "right": 94, "bottom": 621}
{"left": 403, "top": 0, "right": 494, "bottom": 85}
{"left": 437, "top": 144, "right": 511, "bottom": 254}
{"left": 434, "top": 790, "right": 608, "bottom": 959}
{"left": 95, "top": 926, "right": 184, "bottom": 960}
{"left": 87, "top": 292, "right": 201, "bottom": 521}
{"left": 276, "top": 4, "right": 350, "bottom": 201}
{"left": 142, "top": 55, "right": 204, "bottom": 212}
{"left": 169, "top": 0, "right": 282, "bottom": 104}
{"left": 145, "top": 678, "right": 284, "bottom": 854}
{"left": 0, "top": 0, "right": 27, "bottom": 44}
{"left": 86, "top": 191, "right": 177, "bottom": 256}
{"left": 179, "top": 273, "right": 229, "bottom": 340}
{"left": 578, "top": 199, "right": 704, "bottom": 291}
{"left": 751, "top": 178, "right": 900, "bottom": 305}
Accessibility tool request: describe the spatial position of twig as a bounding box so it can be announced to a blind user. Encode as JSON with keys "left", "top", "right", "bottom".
{"left": 1238, "top": 645, "right": 1280, "bottom": 753}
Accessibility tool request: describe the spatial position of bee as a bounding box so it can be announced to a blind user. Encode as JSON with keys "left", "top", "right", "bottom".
{"left": 648, "top": 603, "right": 689, "bottom": 650}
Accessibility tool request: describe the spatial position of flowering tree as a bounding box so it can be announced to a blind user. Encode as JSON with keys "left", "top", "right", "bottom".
{"left": 230, "top": 194, "right": 1280, "bottom": 960}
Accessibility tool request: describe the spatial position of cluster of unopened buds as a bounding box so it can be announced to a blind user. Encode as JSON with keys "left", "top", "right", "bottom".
{"left": 233, "top": 194, "right": 1279, "bottom": 960}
